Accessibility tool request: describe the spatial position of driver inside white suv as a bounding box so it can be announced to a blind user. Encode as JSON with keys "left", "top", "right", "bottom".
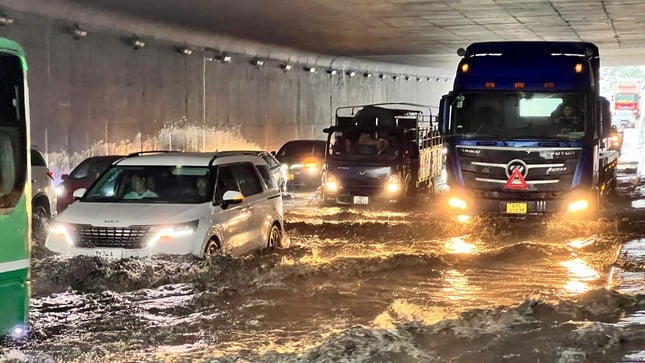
{"left": 46, "top": 151, "right": 284, "bottom": 259}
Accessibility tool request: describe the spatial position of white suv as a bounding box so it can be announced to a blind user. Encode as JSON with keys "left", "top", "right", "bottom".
{"left": 31, "top": 148, "right": 57, "bottom": 240}
{"left": 46, "top": 152, "right": 284, "bottom": 259}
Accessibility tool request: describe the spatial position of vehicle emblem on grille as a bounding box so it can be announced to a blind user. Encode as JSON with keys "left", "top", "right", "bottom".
{"left": 359, "top": 170, "right": 367, "bottom": 176}
{"left": 505, "top": 159, "right": 528, "bottom": 178}
{"left": 104, "top": 219, "right": 120, "bottom": 224}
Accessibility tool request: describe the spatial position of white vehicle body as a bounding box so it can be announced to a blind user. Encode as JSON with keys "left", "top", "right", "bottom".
{"left": 31, "top": 148, "right": 57, "bottom": 239}
{"left": 46, "top": 152, "right": 283, "bottom": 259}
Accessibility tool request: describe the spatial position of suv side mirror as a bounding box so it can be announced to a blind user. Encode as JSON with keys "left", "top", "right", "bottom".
{"left": 73, "top": 188, "right": 86, "bottom": 200}
{"left": 220, "top": 190, "right": 244, "bottom": 209}
{"left": 438, "top": 95, "right": 450, "bottom": 135}
{"left": 598, "top": 97, "right": 611, "bottom": 138}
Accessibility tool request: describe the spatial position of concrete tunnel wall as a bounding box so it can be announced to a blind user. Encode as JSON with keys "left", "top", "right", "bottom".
{"left": 0, "top": 8, "right": 452, "bottom": 174}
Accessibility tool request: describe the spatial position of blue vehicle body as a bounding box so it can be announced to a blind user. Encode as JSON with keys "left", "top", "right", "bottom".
{"left": 438, "top": 41, "right": 618, "bottom": 218}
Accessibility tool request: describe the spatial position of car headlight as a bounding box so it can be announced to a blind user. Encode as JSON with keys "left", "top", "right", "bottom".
{"left": 55, "top": 185, "right": 65, "bottom": 196}
{"left": 147, "top": 220, "right": 198, "bottom": 247}
{"left": 49, "top": 223, "right": 74, "bottom": 246}
{"left": 303, "top": 159, "right": 320, "bottom": 175}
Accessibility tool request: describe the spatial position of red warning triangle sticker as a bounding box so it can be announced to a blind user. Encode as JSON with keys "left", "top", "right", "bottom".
{"left": 505, "top": 167, "right": 528, "bottom": 190}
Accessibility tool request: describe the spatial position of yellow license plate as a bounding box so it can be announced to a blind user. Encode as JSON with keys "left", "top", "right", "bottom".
{"left": 288, "top": 173, "right": 295, "bottom": 181}
{"left": 506, "top": 202, "right": 527, "bottom": 214}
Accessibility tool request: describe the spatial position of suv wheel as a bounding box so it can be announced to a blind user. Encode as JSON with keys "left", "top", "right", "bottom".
{"left": 204, "top": 238, "right": 220, "bottom": 257}
{"left": 267, "top": 224, "right": 282, "bottom": 249}
{"left": 32, "top": 203, "right": 50, "bottom": 241}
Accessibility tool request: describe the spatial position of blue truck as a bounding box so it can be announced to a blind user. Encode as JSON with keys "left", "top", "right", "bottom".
{"left": 438, "top": 41, "right": 618, "bottom": 219}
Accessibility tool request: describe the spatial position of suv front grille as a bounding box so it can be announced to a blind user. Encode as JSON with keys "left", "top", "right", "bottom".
{"left": 71, "top": 224, "right": 156, "bottom": 249}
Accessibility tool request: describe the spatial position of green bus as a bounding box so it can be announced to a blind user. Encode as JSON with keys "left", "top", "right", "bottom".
{"left": 0, "top": 38, "right": 30, "bottom": 339}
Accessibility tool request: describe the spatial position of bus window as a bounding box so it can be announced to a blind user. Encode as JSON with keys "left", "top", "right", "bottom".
{"left": 0, "top": 53, "right": 26, "bottom": 209}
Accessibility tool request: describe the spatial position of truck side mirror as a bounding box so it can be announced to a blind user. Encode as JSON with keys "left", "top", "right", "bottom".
{"left": 598, "top": 97, "right": 611, "bottom": 138}
{"left": 438, "top": 95, "right": 450, "bottom": 135}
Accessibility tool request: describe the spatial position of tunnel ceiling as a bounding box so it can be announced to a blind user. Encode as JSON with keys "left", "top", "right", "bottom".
{"left": 57, "top": 0, "right": 645, "bottom": 69}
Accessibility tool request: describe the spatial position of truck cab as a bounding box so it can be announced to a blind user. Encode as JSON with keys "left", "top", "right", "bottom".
{"left": 321, "top": 103, "right": 443, "bottom": 205}
{"left": 439, "top": 42, "right": 618, "bottom": 219}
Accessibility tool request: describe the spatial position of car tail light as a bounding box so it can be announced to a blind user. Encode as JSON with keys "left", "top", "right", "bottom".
{"left": 47, "top": 170, "right": 54, "bottom": 180}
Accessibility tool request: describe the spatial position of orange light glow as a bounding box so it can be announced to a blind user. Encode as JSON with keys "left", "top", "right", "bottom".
{"left": 485, "top": 82, "right": 495, "bottom": 89}
{"left": 461, "top": 63, "right": 469, "bottom": 72}
{"left": 544, "top": 82, "right": 555, "bottom": 89}
{"left": 575, "top": 63, "right": 583, "bottom": 73}
{"left": 514, "top": 82, "right": 525, "bottom": 89}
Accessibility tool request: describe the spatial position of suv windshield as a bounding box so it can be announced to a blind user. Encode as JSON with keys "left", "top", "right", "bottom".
{"left": 449, "top": 92, "right": 587, "bottom": 139}
{"left": 83, "top": 165, "right": 214, "bottom": 204}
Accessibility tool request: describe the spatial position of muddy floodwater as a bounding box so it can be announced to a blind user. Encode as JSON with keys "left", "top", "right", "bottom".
{"left": 2, "top": 168, "right": 645, "bottom": 362}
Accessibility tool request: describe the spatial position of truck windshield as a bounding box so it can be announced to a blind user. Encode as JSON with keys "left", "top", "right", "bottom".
{"left": 615, "top": 94, "right": 637, "bottom": 103}
{"left": 328, "top": 130, "right": 401, "bottom": 161}
{"left": 449, "top": 92, "right": 587, "bottom": 139}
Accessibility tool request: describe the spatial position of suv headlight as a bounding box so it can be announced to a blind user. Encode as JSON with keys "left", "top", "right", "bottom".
{"left": 147, "top": 220, "right": 198, "bottom": 247}
{"left": 50, "top": 223, "right": 74, "bottom": 246}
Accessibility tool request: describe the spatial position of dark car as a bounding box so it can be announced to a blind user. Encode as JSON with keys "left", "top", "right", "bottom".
{"left": 274, "top": 140, "right": 327, "bottom": 190}
{"left": 55, "top": 155, "right": 123, "bottom": 212}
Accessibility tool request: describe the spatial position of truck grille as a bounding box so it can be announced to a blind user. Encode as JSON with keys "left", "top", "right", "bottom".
{"left": 71, "top": 224, "right": 156, "bottom": 249}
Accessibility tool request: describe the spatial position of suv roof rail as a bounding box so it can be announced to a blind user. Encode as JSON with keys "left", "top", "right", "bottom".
{"left": 208, "top": 151, "right": 220, "bottom": 168}
{"left": 126, "top": 150, "right": 177, "bottom": 158}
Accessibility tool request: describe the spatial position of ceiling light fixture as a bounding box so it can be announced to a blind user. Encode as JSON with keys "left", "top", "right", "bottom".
{"left": 73, "top": 24, "right": 87, "bottom": 40}
{"left": 346, "top": 71, "right": 356, "bottom": 77}
{"left": 250, "top": 58, "right": 264, "bottom": 67}
{"left": 0, "top": 13, "right": 14, "bottom": 26}
{"left": 304, "top": 66, "right": 316, "bottom": 73}
{"left": 364, "top": 72, "right": 372, "bottom": 78}
{"left": 179, "top": 47, "right": 193, "bottom": 56}
{"left": 214, "top": 53, "right": 232, "bottom": 63}
{"left": 280, "top": 63, "right": 293, "bottom": 71}
{"left": 131, "top": 37, "right": 145, "bottom": 50}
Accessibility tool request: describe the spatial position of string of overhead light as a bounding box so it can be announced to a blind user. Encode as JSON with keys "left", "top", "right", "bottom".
{"left": 0, "top": 11, "right": 451, "bottom": 82}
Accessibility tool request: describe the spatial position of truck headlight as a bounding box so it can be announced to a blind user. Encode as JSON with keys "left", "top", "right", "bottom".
{"left": 147, "top": 221, "right": 198, "bottom": 248}
{"left": 449, "top": 197, "right": 468, "bottom": 210}
{"left": 49, "top": 223, "right": 74, "bottom": 246}
{"left": 387, "top": 174, "right": 401, "bottom": 193}
{"left": 568, "top": 199, "right": 589, "bottom": 213}
{"left": 324, "top": 174, "right": 338, "bottom": 193}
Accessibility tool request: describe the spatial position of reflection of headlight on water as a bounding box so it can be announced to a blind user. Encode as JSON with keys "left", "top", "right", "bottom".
{"left": 561, "top": 258, "right": 600, "bottom": 294}
{"left": 11, "top": 325, "right": 28, "bottom": 340}
{"left": 445, "top": 237, "right": 476, "bottom": 254}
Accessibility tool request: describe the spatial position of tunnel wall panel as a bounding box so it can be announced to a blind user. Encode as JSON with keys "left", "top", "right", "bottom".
{"left": 0, "top": 10, "right": 451, "bottom": 173}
